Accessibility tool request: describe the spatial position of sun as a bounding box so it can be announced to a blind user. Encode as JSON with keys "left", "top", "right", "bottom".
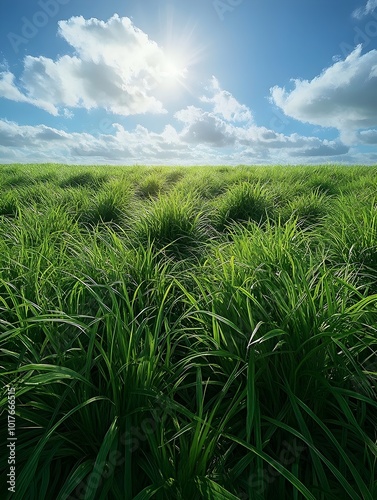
{"left": 161, "top": 54, "right": 188, "bottom": 83}
{"left": 156, "top": 7, "right": 206, "bottom": 91}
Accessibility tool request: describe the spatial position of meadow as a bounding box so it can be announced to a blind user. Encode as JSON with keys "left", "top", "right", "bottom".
{"left": 0, "top": 163, "right": 376, "bottom": 499}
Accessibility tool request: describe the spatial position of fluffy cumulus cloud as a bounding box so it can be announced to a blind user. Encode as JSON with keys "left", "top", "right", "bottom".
{"left": 201, "top": 77, "right": 252, "bottom": 123}
{"left": 171, "top": 80, "right": 253, "bottom": 148}
{"left": 175, "top": 106, "right": 236, "bottom": 147}
{"left": 0, "top": 15, "right": 180, "bottom": 116}
{"left": 353, "top": 0, "right": 377, "bottom": 19}
{"left": 170, "top": 80, "right": 350, "bottom": 161}
{"left": 270, "top": 46, "right": 377, "bottom": 144}
{"left": 174, "top": 103, "right": 348, "bottom": 157}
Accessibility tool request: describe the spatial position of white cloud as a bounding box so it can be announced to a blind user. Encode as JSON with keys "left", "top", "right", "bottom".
{"left": 353, "top": 0, "right": 377, "bottom": 19}
{"left": 0, "top": 112, "right": 351, "bottom": 166}
{"left": 175, "top": 106, "right": 235, "bottom": 147}
{"left": 357, "top": 128, "right": 377, "bottom": 143}
{"left": 174, "top": 94, "right": 349, "bottom": 158}
{"left": 0, "top": 70, "right": 57, "bottom": 114}
{"left": 0, "top": 118, "right": 187, "bottom": 164}
{"left": 237, "top": 127, "right": 348, "bottom": 156}
{"left": 270, "top": 45, "right": 377, "bottom": 144}
{"left": 290, "top": 141, "right": 349, "bottom": 157}
{"left": 0, "top": 15, "right": 181, "bottom": 116}
{"left": 201, "top": 77, "right": 252, "bottom": 123}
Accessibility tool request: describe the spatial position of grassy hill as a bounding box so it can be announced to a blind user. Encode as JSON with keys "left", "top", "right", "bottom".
{"left": 1, "top": 164, "right": 377, "bottom": 499}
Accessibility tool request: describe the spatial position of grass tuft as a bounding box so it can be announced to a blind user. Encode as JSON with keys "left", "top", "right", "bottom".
{"left": 134, "top": 191, "right": 211, "bottom": 259}
{"left": 214, "top": 181, "right": 273, "bottom": 230}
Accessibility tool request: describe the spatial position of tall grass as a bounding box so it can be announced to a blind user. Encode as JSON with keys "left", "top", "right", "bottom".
{"left": 0, "top": 164, "right": 376, "bottom": 499}
{"left": 213, "top": 181, "right": 274, "bottom": 230}
{"left": 133, "top": 190, "right": 212, "bottom": 260}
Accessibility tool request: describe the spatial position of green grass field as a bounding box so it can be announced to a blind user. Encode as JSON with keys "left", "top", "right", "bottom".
{"left": 1, "top": 164, "right": 377, "bottom": 499}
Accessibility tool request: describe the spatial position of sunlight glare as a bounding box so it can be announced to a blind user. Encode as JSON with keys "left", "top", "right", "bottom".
{"left": 161, "top": 53, "right": 188, "bottom": 86}
{"left": 156, "top": 5, "right": 207, "bottom": 95}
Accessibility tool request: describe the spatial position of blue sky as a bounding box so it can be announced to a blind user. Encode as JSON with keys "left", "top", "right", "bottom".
{"left": 0, "top": 0, "right": 377, "bottom": 165}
